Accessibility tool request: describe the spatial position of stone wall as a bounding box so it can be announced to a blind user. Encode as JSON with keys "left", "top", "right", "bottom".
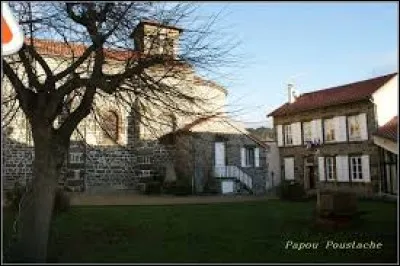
{"left": 2, "top": 136, "right": 34, "bottom": 189}
{"left": 2, "top": 133, "right": 173, "bottom": 192}
{"left": 66, "top": 140, "right": 173, "bottom": 192}
{"left": 165, "top": 132, "right": 269, "bottom": 195}
{"left": 2, "top": 135, "right": 68, "bottom": 189}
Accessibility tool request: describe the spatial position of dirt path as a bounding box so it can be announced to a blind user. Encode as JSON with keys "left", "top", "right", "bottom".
{"left": 69, "top": 192, "right": 277, "bottom": 206}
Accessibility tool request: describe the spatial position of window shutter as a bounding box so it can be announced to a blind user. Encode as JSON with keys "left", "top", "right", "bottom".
{"left": 359, "top": 113, "right": 368, "bottom": 140}
{"left": 254, "top": 148, "right": 260, "bottom": 167}
{"left": 284, "top": 157, "right": 294, "bottom": 180}
{"left": 361, "top": 155, "right": 371, "bottom": 182}
{"left": 293, "top": 122, "right": 302, "bottom": 145}
{"left": 277, "top": 125, "right": 283, "bottom": 146}
{"left": 241, "top": 147, "right": 246, "bottom": 167}
{"left": 335, "top": 116, "right": 347, "bottom": 142}
{"left": 318, "top": 157, "right": 325, "bottom": 181}
{"left": 336, "top": 155, "right": 349, "bottom": 182}
{"left": 334, "top": 117, "right": 340, "bottom": 142}
{"left": 314, "top": 119, "right": 323, "bottom": 143}
{"left": 311, "top": 120, "right": 317, "bottom": 142}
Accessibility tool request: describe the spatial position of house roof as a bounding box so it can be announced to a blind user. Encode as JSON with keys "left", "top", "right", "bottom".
{"left": 159, "top": 114, "right": 268, "bottom": 148}
{"left": 375, "top": 116, "right": 398, "bottom": 142}
{"left": 22, "top": 38, "right": 225, "bottom": 92}
{"left": 268, "top": 72, "right": 398, "bottom": 117}
{"left": 24, "top": 38, "right": 141, "bottom": 61}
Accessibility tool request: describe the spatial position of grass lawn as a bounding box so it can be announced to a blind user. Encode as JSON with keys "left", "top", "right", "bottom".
{"left": 2, "top": 199, "right": 398, "bottom": 263}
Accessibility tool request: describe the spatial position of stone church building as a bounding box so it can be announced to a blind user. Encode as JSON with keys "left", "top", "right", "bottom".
{"left": 2, "top": 20, "right": 269, "bottom": 195}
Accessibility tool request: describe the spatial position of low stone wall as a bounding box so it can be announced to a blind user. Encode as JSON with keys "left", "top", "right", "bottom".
{"left": 2, "top": 137, "right": 34, "bottom": 189}
{"left": 2, "top": 135, "right": 174, "bottom": 192}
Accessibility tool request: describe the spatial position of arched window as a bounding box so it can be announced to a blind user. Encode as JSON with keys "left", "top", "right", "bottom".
{"left": 102, "top": 110, "right": 119, "bottom": 142}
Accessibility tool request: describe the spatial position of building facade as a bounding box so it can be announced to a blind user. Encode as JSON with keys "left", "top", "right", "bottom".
{"left": 2, "top": 20, "right": 268, "bottom": 195}
{"left": 268, "top": 73, "right": 398, "bottom": 196}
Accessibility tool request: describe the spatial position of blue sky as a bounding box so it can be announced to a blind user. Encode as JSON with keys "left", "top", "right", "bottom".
{"left": 195, "top": 2, "right": 398, "bottom": 128}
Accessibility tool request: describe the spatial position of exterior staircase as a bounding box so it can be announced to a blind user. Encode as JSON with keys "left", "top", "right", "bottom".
{"left": 214, "top": 165, "right": 253, "bottom": 194}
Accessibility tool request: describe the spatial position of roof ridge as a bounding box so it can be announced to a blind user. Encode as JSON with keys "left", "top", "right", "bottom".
{"left": 299, "top": 72, "right": 398, "bottom": 97}
{"left": 300, "top": 72, "right": 398, "bottom": 97}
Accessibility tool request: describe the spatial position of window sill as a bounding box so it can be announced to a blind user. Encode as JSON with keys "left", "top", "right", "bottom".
{"left": 348, "top": 139, "right": 368, "bottom": 142}
{"left": 351, "top": 179, "right": 370, "bottom": 183}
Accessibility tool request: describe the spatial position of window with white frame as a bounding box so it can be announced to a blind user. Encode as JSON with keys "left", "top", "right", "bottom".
{"left": 347, "top": 115, "right": 361, "bottom": 140}
{"left": 302, "top": 121, "right": 312, "bottom": 143}
{"left": 137, "top": 156, "right": 152, "bottom": 164}
{"left": 283, "top": 124, "right": 293, "bottom": 145}
{"left": 350, "top": 156, "right": 363, "bottom": 181}
{"left": 245, "top": 147, "right": 255, "bottom": 167}
{"left": 69, "top": 152, "right": 83, "bottom": 164}
{"left": 325, "top": 157, "right": 336, "bottom": 181}
{"left": 141, "top": 170, "right": 152, "bottom": 177}
{"left": 324, "top": 118, "right": 335, "bottom": 142}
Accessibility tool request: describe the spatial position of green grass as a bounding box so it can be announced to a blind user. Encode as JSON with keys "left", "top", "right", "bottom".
{"left": 3, "top": 199, "right": 398, "bottom": 263}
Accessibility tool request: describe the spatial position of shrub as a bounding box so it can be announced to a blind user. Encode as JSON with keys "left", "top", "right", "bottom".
{"left": 203, "top": 179, "right": 219, "bottom": 194}
{"left": 162, "top": 180, "right": 192, "bottom": 196}
{"left": 144, "top": 181, "right": 161, "bottom": 195}
{"left": 174, "top": 182, "right": 192, "bottom": 196}
{"left": 53, "top": 188, "right": 70, "bottom": 215}
{"left": 5, "top": 182, "right": 25, "bottom": 211}
{"left": 5, "top": 183, "right": 70, "bottom": 215}
{"left": 317, "top": 190, "right": 357, "bottom": 217}
{"left": 162, "top": 181, "right": 176, "bottom": 195}
{"left": 278, "top": 180, "right": 306, "bottom": 201}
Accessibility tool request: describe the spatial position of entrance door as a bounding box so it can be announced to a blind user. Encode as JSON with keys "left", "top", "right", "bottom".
{"left": 214, "top": 142, "right": 226, "bottom": 166}
{"left": 304, "top": 164, "right": 316, "bottom": 190}
{"left": 308, "top": 166, "right": 316, "bottom": 189}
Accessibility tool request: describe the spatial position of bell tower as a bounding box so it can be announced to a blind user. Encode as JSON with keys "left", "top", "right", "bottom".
{"left": 130, "top": 20, "right": 182, "bottom": 57}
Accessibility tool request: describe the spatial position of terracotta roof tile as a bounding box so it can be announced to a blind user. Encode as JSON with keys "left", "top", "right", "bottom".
{"left": 268, "top": 73, "right": 398, "bottom": 117}
{"left": 24, "top": 38, "right": 141, "bottom": 61}
{"left": 375, "top": 116, "right": 398, "bottom": 142}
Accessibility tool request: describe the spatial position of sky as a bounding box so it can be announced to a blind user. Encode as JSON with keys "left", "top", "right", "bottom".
{"left": 195, "top": 2, "right": 398, "bottom": 128}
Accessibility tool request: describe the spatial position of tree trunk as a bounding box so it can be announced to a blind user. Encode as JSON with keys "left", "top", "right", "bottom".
{"left": 8, "top": 125, "right": 67, "bottom": 262}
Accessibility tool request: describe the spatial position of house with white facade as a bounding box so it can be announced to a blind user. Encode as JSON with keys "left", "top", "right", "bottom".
{"left": 267, "top": 72, "right": 398, "bottom": 196}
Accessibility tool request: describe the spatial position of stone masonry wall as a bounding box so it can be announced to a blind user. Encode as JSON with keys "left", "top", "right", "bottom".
{"left": 3, "top": 136, "right": 34, "bottom": 189}
{"left": 2, "top": 135, "right": 68, "bottom": 189}
{"left": 169, "top": 132, "right": 269, "bottom": 195}
{"left": 68, "top": 140, "right": 173, "bottom": 192}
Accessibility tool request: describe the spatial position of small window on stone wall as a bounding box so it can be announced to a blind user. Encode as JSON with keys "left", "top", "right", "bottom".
{"left": 137, "top": 156, "right": 152, "bottom": 164}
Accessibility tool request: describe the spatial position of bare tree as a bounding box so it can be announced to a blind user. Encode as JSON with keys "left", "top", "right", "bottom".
{"left": 2, "top": 2, "right": 237, "bottom": 262}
